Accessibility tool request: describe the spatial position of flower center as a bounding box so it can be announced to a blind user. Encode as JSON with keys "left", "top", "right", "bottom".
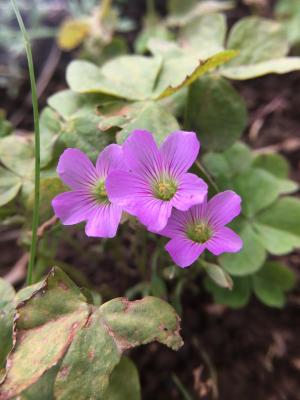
{"left": 153, "top": 178, "right": 177, "bottom": 201}
{"left": 92, "top": 180, "right": 109, "bottom": 204}
{"left": 186, "top": 222, "right": 212, "bottom": 244}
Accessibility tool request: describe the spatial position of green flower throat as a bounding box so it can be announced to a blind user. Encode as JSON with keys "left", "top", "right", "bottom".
{"left": 92, "top": 180, "right": 109, "bottom": 204}
{"left": 153, "top": 178, "right": 177, "bottom": 201}
{"left": 186, "top": 222, "right": 212, "bottom": 244}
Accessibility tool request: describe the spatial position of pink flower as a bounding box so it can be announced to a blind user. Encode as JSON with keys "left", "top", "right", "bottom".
{"left": 52, "top": 146, "right": 124, "bottom": 238}
{"left": 106, "top": 130, "right": 208, "bottom": 232}
{"left": 159, "top": 191, "right": 243, "bottom": 268}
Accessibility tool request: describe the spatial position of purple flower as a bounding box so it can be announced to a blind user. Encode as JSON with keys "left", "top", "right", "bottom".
{"left": 52, "top": 145, "right": 124, "bottom": 238}
{"left": 106, "top": 130, "right": 208, "bottom": 232}
{"left": 159, "top": 191, "right": 243, "bottom": 268}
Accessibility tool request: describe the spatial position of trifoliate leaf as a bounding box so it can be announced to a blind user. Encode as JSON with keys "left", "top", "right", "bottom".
{"left": 204, "top": 276, "right": 251, "bottom": 308}
{"left": 186, "top": 75, "right": 247, "bottom": 150}
{"left": 252, "top": 261, "right": 296, "bottom": 308}
{"left": 66, "top": 56, "right": 162, "bottom": 101}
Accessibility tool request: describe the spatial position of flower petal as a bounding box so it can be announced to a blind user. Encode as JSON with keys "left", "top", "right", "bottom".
{"left": 135, "top": 198, "right": 173, "bottom": 232}
{"left": 122, "top": 130, "right": 161, "bottom": 178}
{"left": 160, "top": 131, "right": 200, "bottom": 176}
{"left": 206, "top": 227, "right": 243, "bottom": 256}
{"left": 85, "top": 203, "right": 122, "bottom": 238}
{"left": 172, "top": 173, "right": 208, "bottom": 211}
{"left": 57, "top": 148, "right": 98, "bottom": 190}
{"left": 106, "top": 170, "right": 150, "bottom": 208}
{"left": 96, "top": 144, "right": 124, "bottom": 177}
{"left": 52, "top": 191, "right": 94, "bottom": 225}
{"left": 159, "top": 208, "right": 188, "bottom": 238}
{"left": 165, "top": 238, "right": 205, "bottom": 268}
{"left": 207, "top": 190, "right": 242, "bottom": 228}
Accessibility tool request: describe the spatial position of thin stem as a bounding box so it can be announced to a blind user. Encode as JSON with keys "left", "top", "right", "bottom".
{"left": 195, "top": 160, "right": 220, "bottom": 193}
{"left": 11, "top": 0, "right": 40, "bottom": 286}
{"left": 172, "top": 374, "right": 194, "bottom": 400}
{"left": 99, "top": 0, "right": 112, "bottom": 20}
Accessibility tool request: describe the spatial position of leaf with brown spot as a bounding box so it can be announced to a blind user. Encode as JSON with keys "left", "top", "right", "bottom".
{"left": 0, "top": 268, "right": 90, "bottom": 400}
{"left": 54, "top": 297, "right": 182, "bottom": 399}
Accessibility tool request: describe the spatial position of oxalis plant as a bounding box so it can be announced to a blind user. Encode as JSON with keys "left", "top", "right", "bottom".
{"left": 1, "top": 0, "right": 300, "bottom": 398}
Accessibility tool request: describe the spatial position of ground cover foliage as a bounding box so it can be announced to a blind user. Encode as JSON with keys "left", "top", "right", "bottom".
{"left": 0, "top": 0, "right": 300, "bottom": 398}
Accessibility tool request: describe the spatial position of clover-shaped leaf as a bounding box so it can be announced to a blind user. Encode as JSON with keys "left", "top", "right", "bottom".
{"left": 45, "top": 91, "right": 115, "bottom": 162}
{"left": 205, "top": 261, "right": 296, "bottom": 309}
{"left": 66, "top": 56, "right": 162, "bottom": 101}
{"left": 222, "top": 16, "right": 300, "bottom": 79}
{"left": 176, "top": 14, "right": 300, "bottom": 80}
{"left": 0, "top": 279, "right": 15, "bottom": 370}
{"left": 186, "top": 75, "right": 247, "bottom": 150}
{"left": 0, "top": 267, "right": 182, "bottom": 400}
{"left": 0, "top": 136, "right": 35, "bottom": 202}
{"left": 203, "top": 143, "right": 300, "bottom": 275}
{"left": 204, "top": 276, "right": 251, "bottom": 309}
{"left": 252, "top": 261, "right": 296, "bottom": 308}
{"left": 276, "top": 0, "right": 300, "bottom": 46}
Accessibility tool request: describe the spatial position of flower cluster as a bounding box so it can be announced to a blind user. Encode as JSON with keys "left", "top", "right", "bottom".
{"left": 52, "top": 130, "right": 242, "bottom": 267}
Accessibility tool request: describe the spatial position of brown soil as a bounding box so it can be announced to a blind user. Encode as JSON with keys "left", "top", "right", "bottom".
{"left": 1, "top": 1, "right": 300, "bottom": 399}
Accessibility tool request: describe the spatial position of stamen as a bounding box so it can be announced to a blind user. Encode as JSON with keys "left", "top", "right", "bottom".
{"left": 186, "top": 222, "right": 212, "bottom": 244}
{"left": 152, "top": 177, "right": 177, "bottom": 201}
{"left": 92, "top": 180, "right": 110, "bottom": 204}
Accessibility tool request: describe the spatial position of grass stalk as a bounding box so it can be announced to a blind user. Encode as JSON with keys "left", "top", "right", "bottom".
{"left": 11, "top": 0, "right": 40, "bottom": 285}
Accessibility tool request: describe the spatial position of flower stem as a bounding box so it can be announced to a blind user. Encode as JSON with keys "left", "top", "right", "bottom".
{"left": 11, "top": 0, "right": 40, "bottom": 286}
{"left": 195, "top": 160, "right": 220, "bottom": 193}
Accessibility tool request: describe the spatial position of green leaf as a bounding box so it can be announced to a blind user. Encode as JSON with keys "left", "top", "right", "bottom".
{"left": 39, "top": 108, "right": 62, "bottom": 168}
{"left": 222, "top": 57, "right": 300, "bottom": 80}
{"left": 0, "top": 111, "right": 13, "bottom": 138}
{"left": 0, "top": 166, "right": 22, "bottom": 207}
{"left": 221, "top": 17, "right": 300, "bottom": 79}
{"left": 1, "top": 269, "right": 183, "bottom": 399}
{"left": 231, "top": 168, "right": 284, "bottom": 217}
{"left": 252, "top": 152, "right": 298, "bottom": 194}
{"left": 0, "top": 268, "right": 90, "bottom": 399}
{"left": 54, "top": 296, "right": 182, "bottom": 399}
{"left": 275, "top": 0, "right": 300, "bottom": 46}
{"left": 203, "top": 142, "right": 252, "bottom": 180}
{"left": 178, "top": 13, "right": 226, "bottom": 58}
{"left": 60, "top": 110, "right": 113, "bottom": 162}
{"left": 66, "top": 56, "right": 162, "bottom": 100}
{"left": 153, "top": 49, "right": 237, "bottom": 99}
{"left": 203, "top": 262, "right": 233, "bottom": 289}
{"left": 103, "top": 357, "right": 141, "bottom": 400}
{"left": 99, "top": 296, "right": 183, "bottom": 351}
{"left": 0, "top": 279, "right": 15, "bottom": 369}
{"left": 253, "top": 152, "right": 289, "bottom": 178}
{"left": 47, "top": 91, "right": 116, "bottom": 161}
{"left": 204, "top": 276, "right": 251, "bottom": 308}
{"left": 25, "top": 176, "right": 66, "bottom": 221}
{"left": 186, "top": 75, "right": 247, "bottom": 150}
{"left": 255, "top": 197, "right": 300, "bottom": 255}
{"left": 252, "top": 262, "right": 296, "bottom": 308}
{"left": 48, "top": 90, "right": 111, "bottom": 120}
{"left": 226, "top": 17, "right": 288, "bottom": 66}
{"left": 0, "top": 135, "right": 35, "bottom": 199}
{"left": 135, "top": 21, "right": 172, "bottom": 55}
{"left": 0, "top": 136, "right": 34, "bottom": 180}
{"left": 18, "top": 366, "right": 59, "bottom": 400}
{"left": 167, "top": 0, "right": 233, "bottom": 27}
{"left": 220, "top": 219, "right": 266, "bottom": 276}
{"left": 116, "top": 101, "right": 180, "bottom": 144}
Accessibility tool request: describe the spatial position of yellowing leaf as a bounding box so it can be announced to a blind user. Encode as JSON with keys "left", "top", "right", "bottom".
{"left": 58, "top": 19, "right": 90, "bottom": 51}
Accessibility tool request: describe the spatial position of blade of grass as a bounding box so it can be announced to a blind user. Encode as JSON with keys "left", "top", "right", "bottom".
{"left": 11, "top": 0, "right": 40, "bottom": 285}
{"left": 172, "top": 374, "right": 194, "bottom": 400}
